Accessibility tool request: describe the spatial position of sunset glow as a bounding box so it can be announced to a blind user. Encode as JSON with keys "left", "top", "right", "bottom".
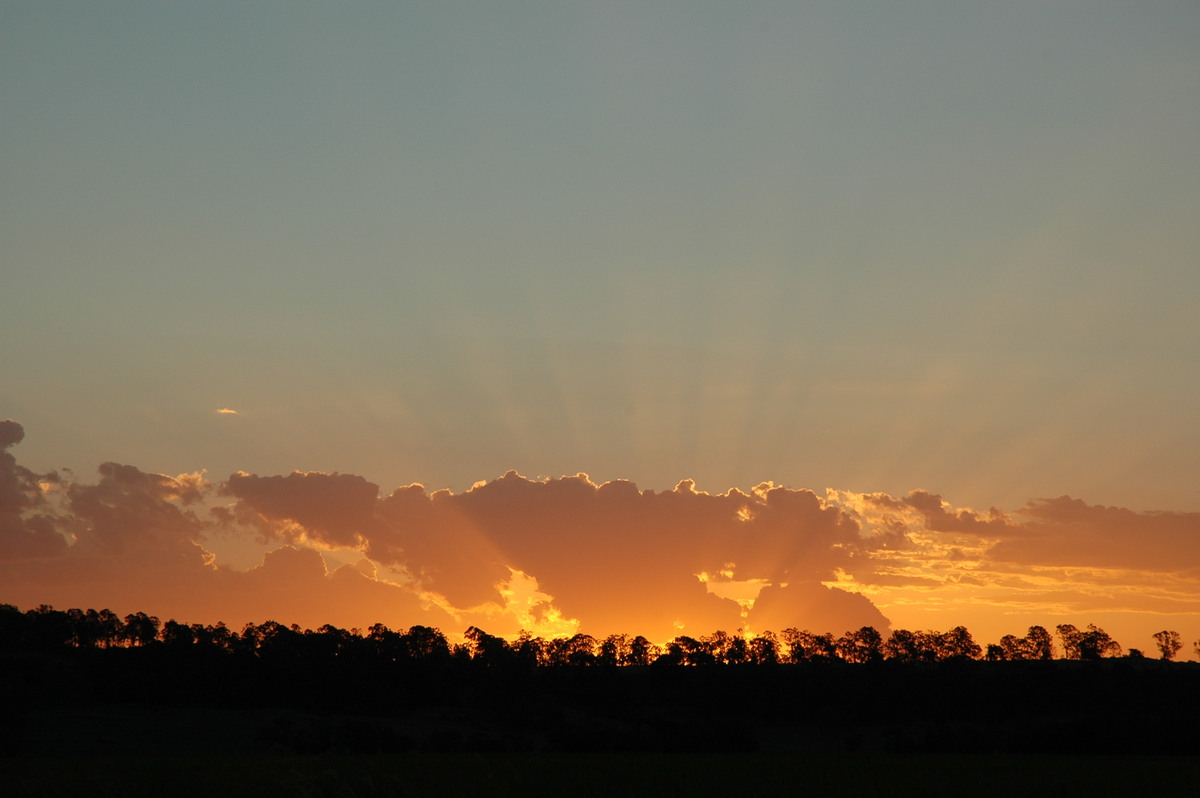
{"left": 3, "top": 3, "right": 1198, "bottom": 660}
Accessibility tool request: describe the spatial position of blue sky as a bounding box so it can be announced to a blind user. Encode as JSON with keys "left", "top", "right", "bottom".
{"left": 3, "top": 1, "right": 1198, "bottom": 512}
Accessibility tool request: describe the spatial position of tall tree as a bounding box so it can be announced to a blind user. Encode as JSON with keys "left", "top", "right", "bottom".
{"left": 1026, "top": 626, "right": 1054, "bottom": 660}
{"left": 1058, "top": 623, "right": 1121, "bottom": 660}
{"left": 882, "top": 629, "right": 921, "bottom": 663}
{"left": 1151, "top": 630, "right": 1182, "bottom": 661}
{"left": 122, "top": 612, "right": 160, "bottom": 647}
{"left": 836, "top": 626, "right": 883, "bottom": 664}
{"left": 749, "top": 631, "right": 780, "bottom": 665}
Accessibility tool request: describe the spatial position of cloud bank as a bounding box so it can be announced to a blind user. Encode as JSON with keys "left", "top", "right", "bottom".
{"left": 2, "top": 420, "right": 1197, "bottom": 649}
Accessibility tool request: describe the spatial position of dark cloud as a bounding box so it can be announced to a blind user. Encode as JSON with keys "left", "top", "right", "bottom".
{"left": 224, "top": 471, "right": 383, "bottom": 548}
{"left": 66, "top": 462, "right": 209, "bottom": 556}
{"left": 750, "top": 582, "right": 890, "bottom": 635}
{"left": 901, "top": 490, "right": 1011, "bottom": 534}
{"left": 988, "top": 496, "right": 1200, "bottom": 572}
{"left": 364, "top": 472, "right": 871, "bottom": 639}
{"left": 0, "top": 513, "right": 67, "bottom": 559}
{"left": 0, "top": 419, "right": 66, "bottom": 559}
{"left": 0, "top": 432, "right": 450, "bottom": 631}
{"left": 0, "top": 419, "right": 25, "bottom": 449}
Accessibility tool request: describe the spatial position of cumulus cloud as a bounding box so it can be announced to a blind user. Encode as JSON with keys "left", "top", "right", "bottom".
{"left": 821, "top": 489, "right": 1200, "bottom": 647}
{"left": 0, "top": 420, "right": 67, "bottom": 559}
{"left": 0, "top": 419, "right": 25, "bottom": 449}
{"left": 223, "top": 470, "right": 384, "bottom": 548}
{"left": 4, "top": 421, "right": 1198, "bottom": 648}
{"left": 65, "top": 462, "right": 210, "bottom": 556}
{"left": 0, "top": 430, "right": 452, "bottom": 631}
{"left": 989, "top": 496, "right": 1200, "bottom": 572}
{"left": 356, "top": 471, "right": 876, "bottom": 639}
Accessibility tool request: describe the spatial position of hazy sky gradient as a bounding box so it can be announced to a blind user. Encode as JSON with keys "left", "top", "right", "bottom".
{"left": 4, "top": 2, "right": 1198, "bottom": 512}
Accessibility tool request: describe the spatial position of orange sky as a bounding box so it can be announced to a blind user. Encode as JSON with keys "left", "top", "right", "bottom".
{"left": 3, "top": 419, "right": 1196, "bottom": 659}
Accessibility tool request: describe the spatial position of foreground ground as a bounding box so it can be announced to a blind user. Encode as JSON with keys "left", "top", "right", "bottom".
{"left": 5, "top": 750, "right": 1198, "bottom": 798}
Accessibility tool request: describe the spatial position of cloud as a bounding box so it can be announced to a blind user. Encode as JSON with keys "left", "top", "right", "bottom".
{"left": 3, "top": 422, "right": 1198, "bottom": 648}
{"left": 819, "top": 489, "right": 1200, "bottom": 649}
{"left": 65, "top": 462, "right": 209, "bottom": 556}
{"left": 358, "top": 470, "right": 877, "bottom": 639}
{"left": 0, "top": 513, "right": 68, "bottom": 560}
{"left": 216, "top": 408, "right": 240, "bottom": 415}
{"left": 899, "top": 490, "right": 1011, "bottom": 535}
{"left": 988, "top": 496, "right": 1200, "bottom": 572}
{"left": 43, "top": 461, "right": 886, "bottom": 640}
{"left": 223, "top": 470, "right": 384, "bottom": 549}
{"left": 750, "top": 582, "right": 891, "bottom": 635}
{"left": 0, "top": 419, "right": 25, "bottom": 449}
{"left": 0, "top": 419, "right": 67, "bottom": 559}
{"left": 0, "top": 436, "right": 454, "bottom": 631}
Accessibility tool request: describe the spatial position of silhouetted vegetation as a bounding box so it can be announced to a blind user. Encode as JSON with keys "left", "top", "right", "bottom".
{"left": 3, "top": 602, "right": 1198, "bottom": 773}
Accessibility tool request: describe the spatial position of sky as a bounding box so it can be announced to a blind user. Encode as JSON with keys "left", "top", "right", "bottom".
{"left": 2, "top": 2, "right": 1198, "bottom": 656}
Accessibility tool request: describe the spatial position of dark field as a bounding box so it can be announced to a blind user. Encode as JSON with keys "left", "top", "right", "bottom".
{"left": 4, "top": 747, "right": 1197, "bottom": 798}
{"left": 5, "top": 627, "right": 1199, "bottom": 796}
{"left": 5, "top": 687, "right": 1198, "bottom": 797}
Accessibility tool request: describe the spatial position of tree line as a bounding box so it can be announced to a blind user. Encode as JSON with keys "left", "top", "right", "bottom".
{"left": 2, "top": 603, "right": 1193, "bottom": 665}
{"left": 5, "top": 602, "right": 1199, "bottom": 759}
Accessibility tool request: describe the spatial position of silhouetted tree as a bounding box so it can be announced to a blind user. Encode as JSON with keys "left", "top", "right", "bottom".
{"left": 663, "top": 635, "right": 714, "bottom": 666}
{"left": 402, "top": 625, "right": 450, "bottom": 662}
{"left": 244, "top": 620, "right": 303, "bottom": 658}
{"left": 996, "top": 635, "right": 1027, "bottom": 661}
{"left": 627, "top": 635, "right": 657, "bottom": 666}
{"left": 836, "top": 626, "right": 883, "bottom": 663}
{"left": 994, "top": 627, "right": 1051, "bottom": 660}
{"left": 1026, "top": 625, "right": 1054, "bottom": 660}
{"left": 547, "top": 633, "right": 597, "bottom": 666}
{"left": 1078, "top": 626, "right": 1121, "bottom": 660}
{"left": 464, "top": 626, "right": 512, "bottom": 666}
{"left": 26, "top": 605, "right": 72, "bottom": 650}
{"left": 201, "top": 621, "right": 236, "bottom": 652}
{"left": 749, "top": 631, "right": 780, "bottom": 665}
{"left": 1151, "top": 630, "right": 1182, "bottom": 661}
{"left": 1057, "top": 623, "right": 1121, "bottom": 660}
{"left": 0, "top": 603, "right": 29, "bottom": 649}
{"left": 937, "top": 626, "right": 981, "bottom": 661}
{"left": 703, "top": 631, "right": 748, "bottom": 664}
{"left": 511, "top": 630, "right": 546, "bottom": 666}
{"left": 883, "top": 629, "right": 922, "bottom": 663}
{"left": 160, "top": 618, "right": 195, "bottom": 647}
{"left": 305, "top": 624, "right": 355, "bottom": 659}
{"left": 122, "top": 612, "right": 160, "bottom": 647}
{"left": 914, "top": 631, "right": 945, "bottom": 662}
{"left": 782, "top": 629, "right": 837, "bottom": 662}
{"left": 597, "top": 634, "right": 630, "bottom": 667}
{"left": 366, "top": 622, "right": 402, "bottom": 660}
{"left": 1056, "top": 624, "right": 1083, "bottom": 660}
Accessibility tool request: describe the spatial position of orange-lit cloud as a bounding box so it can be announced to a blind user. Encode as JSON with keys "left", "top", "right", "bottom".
{"left": 1, "top": 423, "right": 1198, "bottom": 653}
{"left": 824, "top": 488, "right": 1200, "bottom": 651}
{"left": 216, "top": 408, "right": 240, "bottom": 415}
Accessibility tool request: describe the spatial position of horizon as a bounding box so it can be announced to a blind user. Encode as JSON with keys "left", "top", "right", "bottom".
{"left": 4, "top": 418, "right": 1197, "bottom": 660}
